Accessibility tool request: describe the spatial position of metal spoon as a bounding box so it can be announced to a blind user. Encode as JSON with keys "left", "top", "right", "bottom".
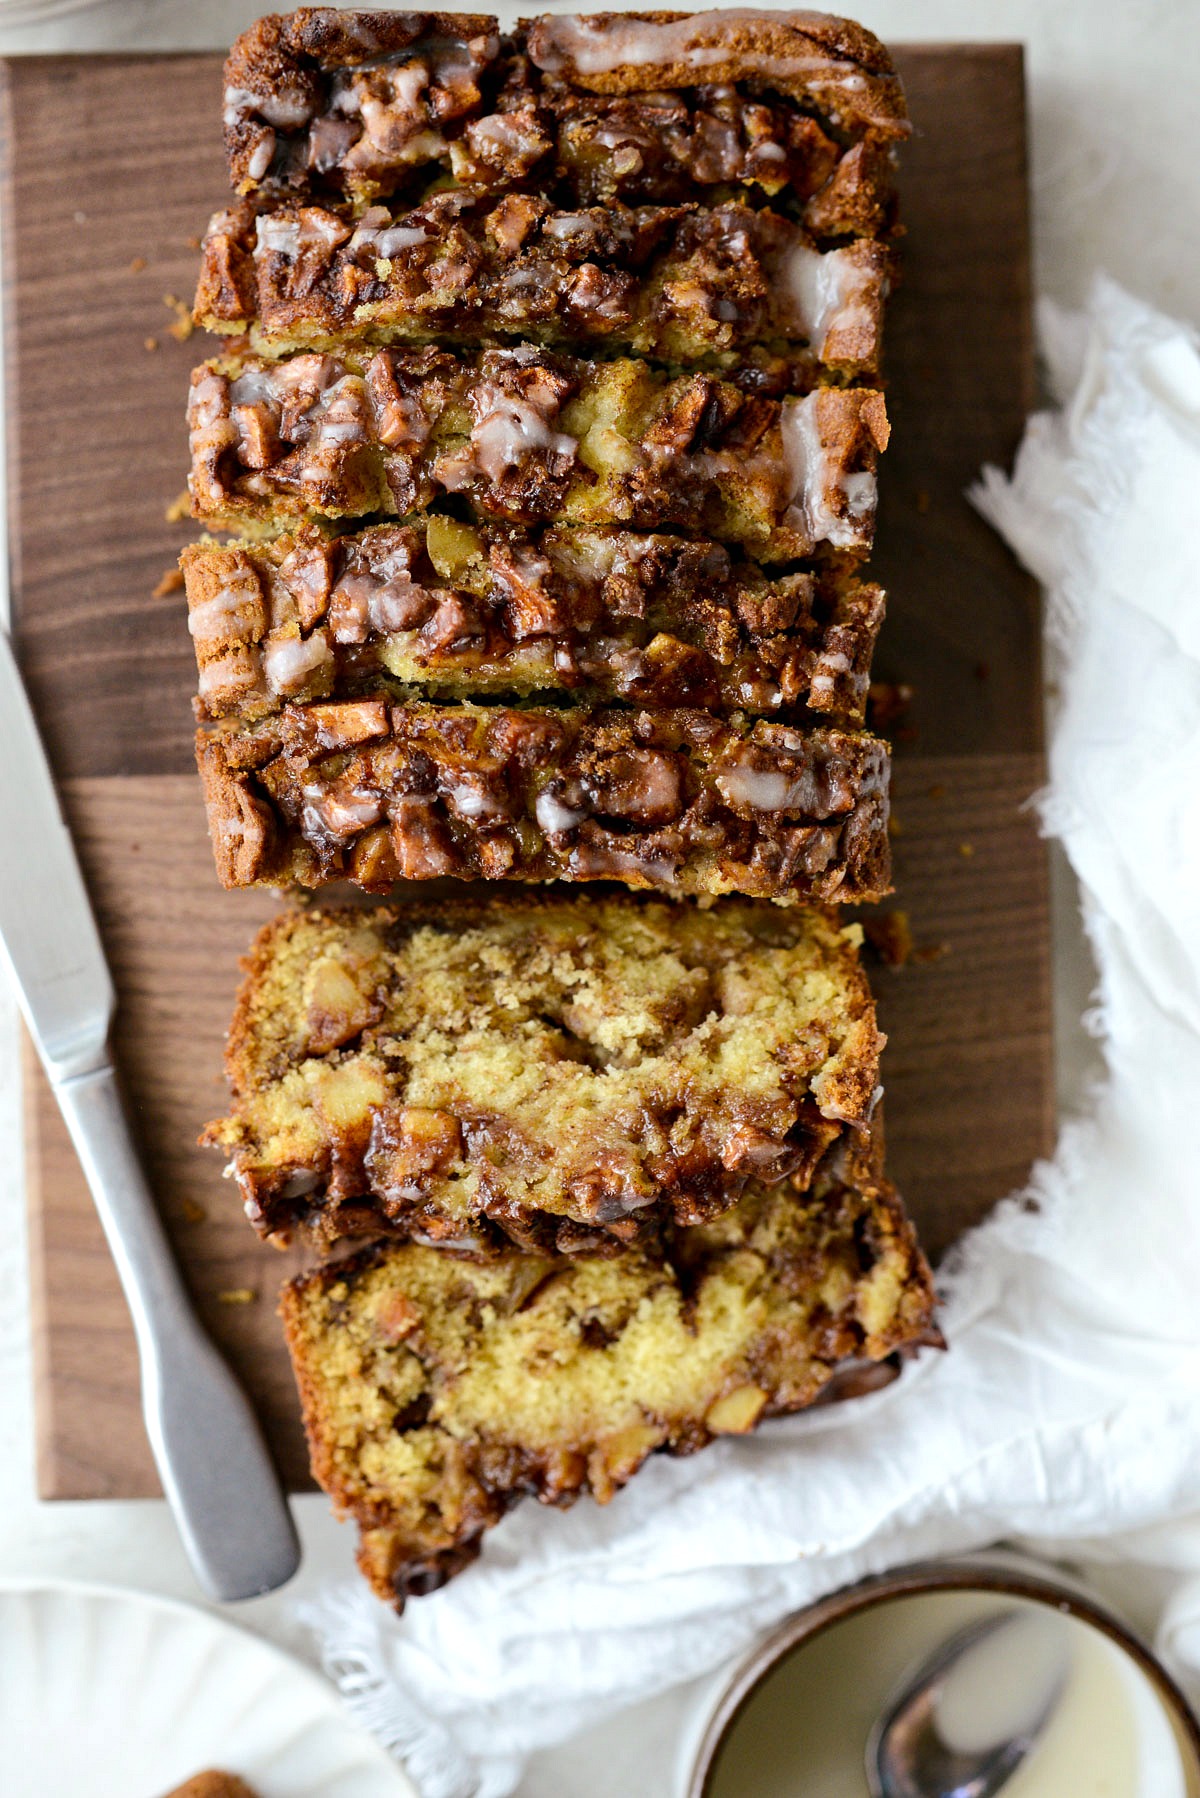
{"left": 866, "top": 1610, "right": 1071, "bottom": 1798}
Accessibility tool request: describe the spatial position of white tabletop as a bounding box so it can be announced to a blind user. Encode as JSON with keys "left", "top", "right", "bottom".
{"left": 0, "top": 0, "right": 1195, "bottom": 1788}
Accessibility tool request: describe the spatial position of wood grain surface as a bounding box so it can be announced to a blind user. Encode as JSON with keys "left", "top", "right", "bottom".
{"left": 2, "top": 46, "right": 1052, "bottom": 1500}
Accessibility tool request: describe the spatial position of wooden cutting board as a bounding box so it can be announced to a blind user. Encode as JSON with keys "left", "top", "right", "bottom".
{"left": 1, "top": 45, "right": 1051, "bottom": 1500}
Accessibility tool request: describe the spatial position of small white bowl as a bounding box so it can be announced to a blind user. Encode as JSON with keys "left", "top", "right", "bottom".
{"left": 679, "top": 1555, "right": 1200, "bottom": 1798}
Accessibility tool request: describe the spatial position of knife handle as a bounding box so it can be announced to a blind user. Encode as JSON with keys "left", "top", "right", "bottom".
{"left": 54, "top": 1063, "right": 301, "bottom": 1601}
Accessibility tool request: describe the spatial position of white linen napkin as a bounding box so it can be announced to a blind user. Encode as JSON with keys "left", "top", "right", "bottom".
{"left": 300, "top": 279, "right": 1200, "bottom": 1798}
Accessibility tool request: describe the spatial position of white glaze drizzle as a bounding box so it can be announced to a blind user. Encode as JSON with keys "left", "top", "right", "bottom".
{"left": 228, "top": 366, "right": 279, "bottom": 409}
{"left": 198, "top": 650, "right": 259, "bottom": 696}
{"left": 717, "top": 763, "right": 815, "bottom": 811}
{"left": 381, "top": 62, "right": 427, "bottom": 111}
{"left": 780, "top": 392, "right": 874, "bottom": 551}
{"left": 569, "top": 842, "right": 678, "bottom": 885}
{"left": 808, "top": 647, "right": 864, "bottom": 702}
{"left": 536, "top": 791, "right": 587, "bottom": 834}
{"left": 278, "top": 1169, "right": 321, "bottom": 1198}
{"left": 300, "top": 782, "right": 383, "bottom": 844}
{"left": 328, "top": 572, "right": 374, "bottom": 643}
{"left": 264, "top": 633, "right": 333, "bottom": 693}
{"left": 222, "top": 84, "right": 258, "bottom": 127}
{"left": 373, "top": 225, "right": 431, "bottom": 256}
{"left": 528, "top": 12, "right": 888, "bottom": 126}
{"left": 307, "top": 376, "right": 372, "bottom": 447}
{"left": 256, "top": 216, "right": 301, "bottom": 258}
{"left": 468, "top": 112, "right": 541, "bottom": 153}
{"left": 445, "top": 778, "right": 506, "bottom": 821}
{"left": 543, "top": 212, "right": 600, "bottom": 241}
{"left": 221, "top": 76, "right": 318, "bottom": 132}
{"left": 776, "top": 241, "right": 878, "bottom": 355}
{"left": 188, "top": 584, "right": 259, "bottom": 642}
{"left": 256, "top": 210, "right": 349, "bottom": 260}
{"left": 470, "top": 394, "right": 578, "bottom": 482}
{"left": 247, "top": 138, "right": 275, "bottom": 180}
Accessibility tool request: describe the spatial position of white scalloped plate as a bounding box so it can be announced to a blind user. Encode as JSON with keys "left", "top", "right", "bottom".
{"left": 0, "top": 1579, "right": 414, "bottom": 1798}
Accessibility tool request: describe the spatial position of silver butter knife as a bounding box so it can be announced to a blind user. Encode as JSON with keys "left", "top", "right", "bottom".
{"left": 0, "top": 629, "right": 300, "bottom": 1601}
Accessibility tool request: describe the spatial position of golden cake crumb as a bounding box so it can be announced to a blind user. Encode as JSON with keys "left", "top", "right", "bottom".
{"left": 281, "top": 1137, "right": 937, "bottom": 1609}
{"left": 207, "top": 892, "right": 885, "bottom": 1253}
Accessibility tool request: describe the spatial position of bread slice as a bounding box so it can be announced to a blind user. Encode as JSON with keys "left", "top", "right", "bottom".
{"left": 187, "top": 346, "right": 889, "bottom": 561}
{"left": 280, "top": 1137, "right": 936, "bottom": 1608}
{"left": 222, "top": 9, "right": 905, "bottom": 223}
{"left": 194, "top": 192, "right": 890, "bottom": 378}
{"left": 521, "top": 11, "right": 910, "bottom": 135}
{"left": 195, "top": 699, "right": 890, "bottom": 900}
{"left": 223, "top": 10, "right": 505, "bottom": 202}
{"left": 182, "top": 522, "right": 885, "bottom": 725}
{"left": 205, "top": 893, "right": 884, "bottom": 1251}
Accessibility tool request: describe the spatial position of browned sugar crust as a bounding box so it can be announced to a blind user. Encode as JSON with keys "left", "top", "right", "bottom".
{"left": 195, "top": 192, "right": 890, "bottom": 377}
{"left": 205, "top": 892, "right": 884, "bottom": 1251}
{"left": 195, "top": 699, "right": 891, "bottom": 900}
{"left": 522, "top": 12, "right": 909, "bottom": 135}
{"left": 161, "top": 1778, "right": 260, "bottom": 1798}
{"left": 223, "top": 10, "right": 903, "bottom": 217}
{"left": 279, "top": 1140, "right": 936, "bottom": 1609}
{"left": 187, "top": 347, "right": 889, "bottom": 560}
{"left": 183, "top": 522, "right": 885, "bottom": 724}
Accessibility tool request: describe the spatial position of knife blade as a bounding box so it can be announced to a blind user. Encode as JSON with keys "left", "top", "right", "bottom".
{"left": 0, "top": 628, "right": 300, "bottom": 1601}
